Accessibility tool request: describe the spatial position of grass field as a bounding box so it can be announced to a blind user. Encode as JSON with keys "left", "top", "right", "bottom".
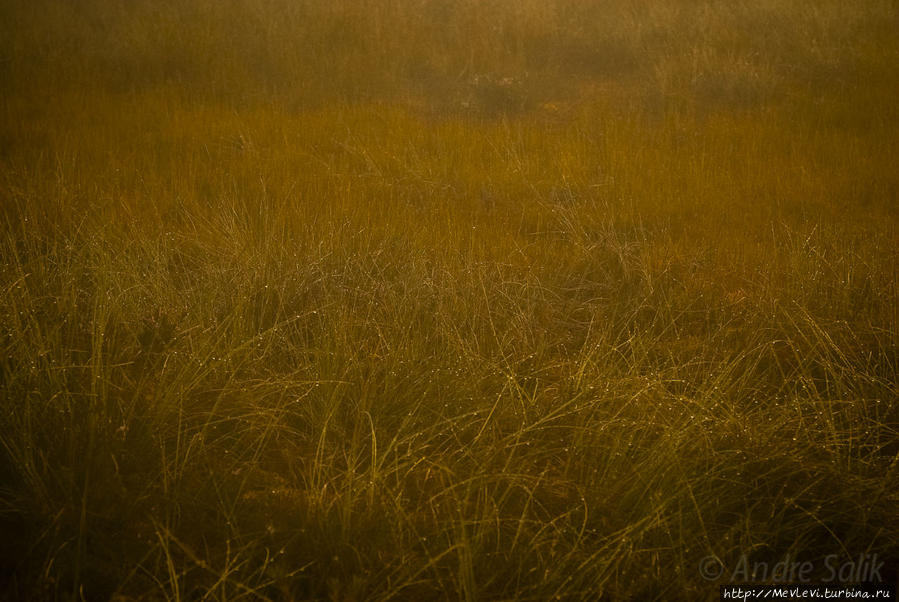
{"left": 1, "top": 0, "right": 898, "bottom": 599}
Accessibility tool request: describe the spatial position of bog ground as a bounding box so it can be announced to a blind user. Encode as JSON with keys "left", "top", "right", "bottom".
{"left": 1, "top": 0, "right": 897, "bottom": 600}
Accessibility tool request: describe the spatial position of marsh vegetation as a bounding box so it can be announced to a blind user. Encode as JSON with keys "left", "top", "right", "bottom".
{"left": 1, "top": 0, "right": 897, "bottom": 599}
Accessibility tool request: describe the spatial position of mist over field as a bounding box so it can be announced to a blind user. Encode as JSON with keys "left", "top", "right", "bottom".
{"left": 1, "top": 0, "right": 897, "bottom": 600}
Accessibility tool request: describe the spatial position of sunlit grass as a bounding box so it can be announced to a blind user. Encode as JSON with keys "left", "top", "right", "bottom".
{"left": 1, "top": 0, "right": 897, "bottom": 599}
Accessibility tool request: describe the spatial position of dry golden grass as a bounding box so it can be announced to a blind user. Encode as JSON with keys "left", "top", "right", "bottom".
{"left": 1, "top": 0, "right": 897, "bottom": 600}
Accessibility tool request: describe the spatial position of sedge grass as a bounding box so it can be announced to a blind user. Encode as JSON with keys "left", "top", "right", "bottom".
{"left": 1, "top": 0, "right": 897, "bottom": 599}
